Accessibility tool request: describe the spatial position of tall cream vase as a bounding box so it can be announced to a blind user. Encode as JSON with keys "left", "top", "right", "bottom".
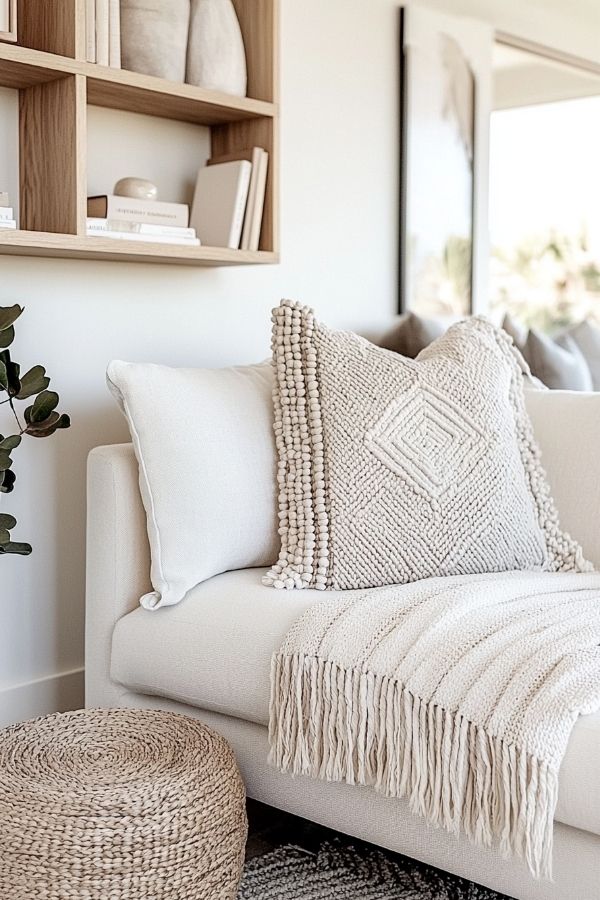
{"left": 121, "top": 0, "right": 191, "bottom": 82}
{"left": 186, "top": 0, "right": 247, "bottom": 96}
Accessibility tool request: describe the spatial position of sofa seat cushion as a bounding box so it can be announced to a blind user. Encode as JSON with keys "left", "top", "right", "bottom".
{"left": 111, "top": 567, "right": 600, "bottom": 839}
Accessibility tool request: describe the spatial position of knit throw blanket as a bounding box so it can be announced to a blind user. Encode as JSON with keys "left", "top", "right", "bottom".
{"left": 269, "top": 571, "right": 600, "bottom": 879}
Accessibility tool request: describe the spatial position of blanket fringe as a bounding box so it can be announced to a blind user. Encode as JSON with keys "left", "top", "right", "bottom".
{"left": 269, "top": 652, "right": 558, "bottom": 879}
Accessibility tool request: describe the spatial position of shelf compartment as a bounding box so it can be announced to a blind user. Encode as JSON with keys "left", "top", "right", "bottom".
{"left": 0, "top": 230, "right": 279, "bottom": 266}
{"left": 86, "top": 65, "right": 275, "bottom": 126}
{"left": 0, "top": 44, "right": 275, "bottom": 124}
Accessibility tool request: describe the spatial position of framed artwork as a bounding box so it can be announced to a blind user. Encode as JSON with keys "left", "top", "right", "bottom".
{"left": 399, "top": 7, "right": 480, "bottom": 316}
{"left": 0, "top": 0, "right": 17, "bottom": 43}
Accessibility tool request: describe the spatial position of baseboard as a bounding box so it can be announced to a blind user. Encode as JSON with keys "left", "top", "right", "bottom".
{"left": 0, "top": 667, "right": 85, "bottom": 728}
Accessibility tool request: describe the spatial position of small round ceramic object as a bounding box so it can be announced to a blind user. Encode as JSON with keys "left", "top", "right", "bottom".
{"left": 113, "top": 177, "right": 159, "bottom": 201}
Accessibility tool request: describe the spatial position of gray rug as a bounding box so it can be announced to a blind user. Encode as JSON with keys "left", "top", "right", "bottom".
{"left": 239, "top": 840, "right": 510, "bottom": 899}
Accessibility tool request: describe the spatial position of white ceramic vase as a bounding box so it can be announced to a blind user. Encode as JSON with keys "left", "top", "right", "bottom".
{"left": 121, "top": 0, "right": 191, "bottom": 83}
{"left": 186, "top": 0, "right": 247, "bottom": 97}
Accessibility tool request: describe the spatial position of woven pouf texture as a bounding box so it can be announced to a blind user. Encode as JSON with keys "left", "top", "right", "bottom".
{"left": 0, "top": 708, "right": 248, "bottom": 899}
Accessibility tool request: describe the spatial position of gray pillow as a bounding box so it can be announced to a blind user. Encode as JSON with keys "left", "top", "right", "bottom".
{"left": 379, "top": 312, "right": 449, "bottom": 359}
{"left": 523, "top": 329, "right": 593, "bottom": 391}
{"left": 501, "top": 313, "right": 527, "bottom": 351}
{"left": 567, "top": 320, "right": 600, "bottom": 390}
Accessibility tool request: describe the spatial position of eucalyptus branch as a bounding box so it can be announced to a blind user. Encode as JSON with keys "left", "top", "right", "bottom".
{"left": 0, "top": 304, "right": 70, "bottom": 556}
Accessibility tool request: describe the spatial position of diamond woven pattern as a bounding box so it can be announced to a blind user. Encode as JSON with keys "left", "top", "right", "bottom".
{"left": 264, "top": 301, "right": 589, "bottom": 591}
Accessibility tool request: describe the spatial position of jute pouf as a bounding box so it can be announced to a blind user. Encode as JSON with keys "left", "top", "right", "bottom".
{"left": 0, "top": 708, "right": 248, "bottom": 899}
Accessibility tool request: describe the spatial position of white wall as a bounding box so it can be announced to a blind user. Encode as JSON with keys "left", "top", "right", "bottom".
{"left": 0, "top": 0, "right": 598, "bottom": 726}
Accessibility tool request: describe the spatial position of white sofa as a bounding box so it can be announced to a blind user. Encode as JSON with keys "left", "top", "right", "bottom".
{"left": 86, "top": 388, "right": 600, "bottom": 900}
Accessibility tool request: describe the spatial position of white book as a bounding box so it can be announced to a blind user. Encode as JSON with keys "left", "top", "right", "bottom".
{"left": 86, "top": 0, "right": 96, "bottom": 63}
{"left": 0, "top": 192, "right": 9, "bottom": 207}
{"left": 87, "top": 230, "right": 200, "bottom": 246}
{"left": 87, "top": 196, "right": 189, "bottom": 227}
{"left": 0, "top": 207, "right": 13, "bottom": 221}
{"left": 108, "top": 0, "right": 121, "bottom": 68}
{"left": 0, "top": 0, "right": 9, "bottom": 33}
{"left": 0, "top": 220, "right": 17, "bottom": 230}
{"left": 95, "top": 0, "right": 109, "bottom": 66}
{"left": 190, "top": 160, "right": 252, "bottom": 249}
{"left": 241, "top": 149, "right": 269, "bottom": 252}
{"left": 87, "top": 218, "right": 197, "bottom": 239}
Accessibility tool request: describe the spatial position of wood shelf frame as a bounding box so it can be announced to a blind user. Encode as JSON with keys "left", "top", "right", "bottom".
{"left": 0, "top": 0, "right": 279, "bottom": 265}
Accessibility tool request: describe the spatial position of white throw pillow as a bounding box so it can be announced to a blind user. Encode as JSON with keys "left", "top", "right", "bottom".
{"left": 107, "top": 360, "right": 278, "bottom": 609}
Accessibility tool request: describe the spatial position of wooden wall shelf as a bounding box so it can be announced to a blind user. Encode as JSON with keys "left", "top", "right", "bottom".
{"left": 0, "top": 0, "right": 279, "bottom": 267}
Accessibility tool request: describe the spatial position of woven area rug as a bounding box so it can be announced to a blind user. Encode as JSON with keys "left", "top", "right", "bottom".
{"left": 238, "top": 839, "right": 510, "bottom": 899}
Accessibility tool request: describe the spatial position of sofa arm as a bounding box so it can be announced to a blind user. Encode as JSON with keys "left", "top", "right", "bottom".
{"left": 525, "top": 389, "right": 600, "bottom": 570}
{"left": 85, "top": 443, "right": 150, "bottom": 707}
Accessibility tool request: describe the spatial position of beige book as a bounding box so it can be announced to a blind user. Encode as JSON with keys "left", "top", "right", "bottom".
{"left": 108, "top": 0, "right": 121, "bottom": 68}
{"left": 95, "top": 0, "right": 109, "bottom": 66}
{"left": 207, "top": 147, "right": 269, "bottom": 251}
{"left": 190, "top": 161, "right": 252, "bottom": 249}
{"left": 86, "top": 0, "right": 96, "bottom": 62}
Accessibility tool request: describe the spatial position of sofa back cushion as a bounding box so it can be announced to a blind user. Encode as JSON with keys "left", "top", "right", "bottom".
{"left": 107, "top": 360, "right": 279, "bottom": 609}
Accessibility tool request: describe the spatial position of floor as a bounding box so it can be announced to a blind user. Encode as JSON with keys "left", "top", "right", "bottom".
{"left": 244, "top": 800, "right": 513, "bottom": 898}
{"left": 246, "top": 798, "right": 336, "bottom": 861}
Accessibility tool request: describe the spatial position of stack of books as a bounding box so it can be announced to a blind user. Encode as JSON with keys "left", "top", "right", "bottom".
{"left": 87, "top": 195, "right": 200, "bottom": 246}
{"left": 190, "top": 146, "right": 269, "bottom": 250}
{"left": 0, "top": 192, "right": 17, "bottom": 231}
{"left": 86, "top": 0, "right": 121, "bottom": 67}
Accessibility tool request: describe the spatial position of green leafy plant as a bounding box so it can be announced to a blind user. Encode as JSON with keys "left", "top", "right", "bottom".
{"left": 0, "top": 304, "right": 70, "bottom": 555}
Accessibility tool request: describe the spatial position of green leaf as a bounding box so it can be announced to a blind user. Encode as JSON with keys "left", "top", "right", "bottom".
{"left": 0, "top": 326, "right": 15, "bottom": 349}
{"left": 28, "top": 390, "right": 59, "bottom": 424}
{"left": 25, "top": 412, "right": 70, "bottom": 439}
{"left": 0, "top": 541, "right": 32, "bottom": 556}
{"left": 0, "top": 469, "right": 15, "bottom": 493}
{"left": 0, "top": 450, "right": 13, "bottom": 470}
{"left": 6, "top": 360, "right": 20, "bottom": 396}
{"left": 0, "top": 360, "right": 7, "bottom": 391}
{"left": 0, "top": 435, "right": 20, "bottom": 451}
{"left": 0, "top": 513, "right": 17, "bottom": 530}
{"left": 0, "top": 305, "right": 23, "bottom": 332}
{"left": 17, "top": 366, "right": 50, "bottom": 400}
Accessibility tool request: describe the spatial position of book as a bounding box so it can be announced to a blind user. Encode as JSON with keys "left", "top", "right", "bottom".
{"left": 87, "top": 196, "right": 190, "bottom": 227}
{"left": 86, "top": 0, "right": 96, "bottom": 63}
{"left": 208, "top": 147, "right": 269, "bottom": 251}
{"left": 108, "top": 0, "right": 121, "bottom": 68}
{"left": 0, "top": 0, "right": 9, "bottom": 33}
{"left": 0, "top": 220, "right": 17, "bottom": 230}
{"left": 0, "top": 206, "right": 13, "bottom": 221}
{"left": 87, "top": 218, "right": 197, "bottom": 239}
{"left": 0, "top": 192, "right": 8, "bottom": 207}
{"left": 190, "top": 160, "right": 252, "bottom": 249}
{"left": 95, "top": 0, "right": 109, "bottom": 66}
{"left": 86, "top": 229, "right": 200, "bottom": 246}
{"left": 243, "top": 149, "right": 268, "bottom": 251}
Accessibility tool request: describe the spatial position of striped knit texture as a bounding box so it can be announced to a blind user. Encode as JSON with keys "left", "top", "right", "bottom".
{"left": 269, "top": 570, "right": 600, "bottom": 879}
{"left": 263, "top": 301, "right": 590, "bottom": 591}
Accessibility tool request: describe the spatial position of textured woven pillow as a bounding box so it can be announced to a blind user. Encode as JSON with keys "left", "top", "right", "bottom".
{"left": 264, "top": 301, "right": 590, "bottom": 591}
